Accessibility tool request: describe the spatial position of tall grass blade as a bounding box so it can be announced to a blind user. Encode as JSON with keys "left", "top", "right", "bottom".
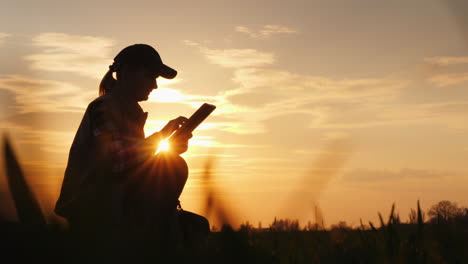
{"left": 3, "top": 134, "right": 46, "bottom": 228}
{"left": 378, "top": 212, "right": 385, "bottom": 229}
{"left": 417, "top": 199, "right": 424, "bottom": 235}
{"left": 201, "top": 156, "right": 235, "bottom": 228}
{"left": 314, "top": 205, "right": 325, "bottom": 230}
{"left": 388, "top": 203, "right": 395, "bottom": 226}
{"left": 279, "top": 139, "right": 352, "bottom": 220}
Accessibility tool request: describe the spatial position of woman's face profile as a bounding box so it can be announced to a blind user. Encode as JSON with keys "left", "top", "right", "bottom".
{"left": 121, "top": 66, "right": 158, "bottom": 101}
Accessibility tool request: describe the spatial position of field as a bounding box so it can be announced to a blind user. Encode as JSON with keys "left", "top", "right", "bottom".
{"left": 2, "top": 136, "right": 468, "bottom": 263}
{"left": 2, "top": 212, "right": 468, "bottom": 263}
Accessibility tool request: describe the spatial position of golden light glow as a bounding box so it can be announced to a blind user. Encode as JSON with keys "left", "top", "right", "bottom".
{"left": 149, "top": 88, "right": 188, "bottom": 102}
{"left": 155, "top": 139, "right": 170, "bottom": 154}
{"left": 190, "top": 136, "right": 214, "bottom": 147}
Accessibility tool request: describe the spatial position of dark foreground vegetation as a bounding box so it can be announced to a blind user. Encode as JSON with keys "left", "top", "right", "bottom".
{"left": 2, "top": 205, "right": 468, "bottom": 264}
{"left": 2, "top": 135, "right": 468, "bottom": 263}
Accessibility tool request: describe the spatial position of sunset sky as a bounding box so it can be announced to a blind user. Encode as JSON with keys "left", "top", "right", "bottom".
{"left": 1, "top": 0, "right": 468, "bottom": 228}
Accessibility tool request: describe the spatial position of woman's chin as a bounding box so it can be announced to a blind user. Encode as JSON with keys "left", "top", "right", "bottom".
{"left": 138, "top": 95, "right": 149, "bottom": 102}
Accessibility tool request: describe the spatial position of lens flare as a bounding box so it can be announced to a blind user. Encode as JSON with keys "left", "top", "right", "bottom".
{"left": 156, "top": 139, "right": 170, "bottom": 154}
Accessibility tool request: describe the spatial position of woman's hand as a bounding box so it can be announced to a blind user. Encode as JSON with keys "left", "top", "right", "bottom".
{"left": 145, "top": 116, "right": 187, "bottom": 150}
{"left": 168, "top": 132, "right": 192, "bottom": 155}
{"left": 160, "top": 116, "right": 188, "bottom": 138}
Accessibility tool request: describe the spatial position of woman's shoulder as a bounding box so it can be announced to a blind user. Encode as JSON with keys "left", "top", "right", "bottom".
{"left": 87, "top": 93, "right": 120, "bottom": 116}
{"left": 85, "top": 94, "right": 122, "bottom": 134}
{"left": 88, "top": 93, "right": 112, "bottom": 108}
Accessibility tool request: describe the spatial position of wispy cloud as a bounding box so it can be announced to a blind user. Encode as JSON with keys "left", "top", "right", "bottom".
{"left": 184, "top": 41, "right": 411, "bottom": 134}
{"left": 421, "top": 56, "right": 468, "bottom": 87}
{"left": 337, "top": 169, "right": 468, "bottom": 196}
{"left": 223, "top": 68, "right": 409, "bottom": 128}
{"left": 230, "top": 68, "right": 407, "bottom": 103}
{"left": 0, "top": 33, "right": 10, "bottom": 44}
{"left": 426, "top": 101, "right": 468, "bottom": 131}
{"left": 183, "top": 40, "right": 275, "bottom": 68}
{"left": 184, "top": 44, "right": 464, "bottom": 136}
{"left": 183, "top": 43, "right": 467, "bottom": 135}
{"left": 427, "top": 72, "right": 468, "bottom": 87}
{"left": 0, "top": 75, "right": 93, "bottom": 113}
{"left": 24, "top": 33, "right": 115, "bottom": 79}
{"left": 202, "top": 48, "right": 275, "bottom": 68}
{"left": 0, "top": 120, "right": 74, "bottom": 156}
{"left": 207, "top": 70, "right": 409, "bottom": 134}
{"left": 183, "top": 40, "right": 200, "bottom": 47}
{"left": 424, "top": 56, "right": 468, "bottom": 66}
{"left": 207, "top": 56, "right": 467, "bottom": 133}
{"left": 342, "top": 168, "right": 444, "bottom": 184}
{"left": 235, "top": 25, "right": 297, "bottom": 39}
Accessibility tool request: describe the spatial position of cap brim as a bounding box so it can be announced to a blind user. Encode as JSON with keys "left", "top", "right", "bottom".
{"left": 159, "top": 64, "right": 177, "bottom": 79}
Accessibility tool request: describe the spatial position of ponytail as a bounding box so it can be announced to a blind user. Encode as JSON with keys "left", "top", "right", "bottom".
{"left": 99, "top": 64, "right": 117, "bottom": 96}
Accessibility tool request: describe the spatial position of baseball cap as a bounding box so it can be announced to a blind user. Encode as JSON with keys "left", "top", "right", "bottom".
{"left": 113, "top": 44, "right": 177, "bottom": 79}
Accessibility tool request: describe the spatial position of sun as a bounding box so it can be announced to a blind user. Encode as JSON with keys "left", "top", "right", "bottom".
{"left": 155, "top": 139, "right": 170, "bottom": 154}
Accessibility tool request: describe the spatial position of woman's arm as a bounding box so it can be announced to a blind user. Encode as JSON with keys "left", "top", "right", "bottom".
{"left": 90, "top": 100, "right": 154, "bottom": 172}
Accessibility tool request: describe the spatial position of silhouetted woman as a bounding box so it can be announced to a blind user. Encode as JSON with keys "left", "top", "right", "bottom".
{"left": 55, "top": 44, "right": 192, "bottom": 237}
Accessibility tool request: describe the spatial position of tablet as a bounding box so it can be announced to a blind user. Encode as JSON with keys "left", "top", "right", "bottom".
{"left": 171, "top": 103, "right": 216, "bottom": 138}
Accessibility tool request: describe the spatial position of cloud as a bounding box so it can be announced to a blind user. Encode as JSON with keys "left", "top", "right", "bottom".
{"left": 342, "top": 168, "right": 443, "bottom": 184}
{"left": 182, "top": 42, "right": 463, "bottom": 135}
{"left": 2, "top": 111, "right": 84, "bottom": 132}
{"left": 344, "top": 101, "right": 468, "bottom": 131}
{"left": 306, "top": 99, "right": 468, "bottom": 131}
{"left": 24, "top": 33, "right": 115, "bottom": 79}
{"left": 202, "top": 48, "right": 275, "bottom": 68}
{"left": 0, "top": 75, "right": 94, "bottom": 113}
{"left": 217, "top": 66, "right": 468, "bottom": 132}
{"left": 187, "top": 42, "right": 463, "bottom": 135}
{"left": 212, "top": 69, "right": 408, "bottom": 133}
{"left": 230, "top": 68, "right": 407, "bottom": 103}
{"left": 427, "top": 72, "right": 468, "bottom": 87}
{"left": 183, "top": 41, "right": 275, "bottom": 68}
{"left": 182, "top": 43, "right": 408, "bottom": 132}
{"left": 223, "top": 68, "right": 408, "bottom": 121}
{"left": 429, "top": 101, "right": 468, "bottom": 115}
{"left": 424, "top": 56, "right": 468, "bottom": 66}
{"left": 0, "top": 33, "right": 10, "bottom": 44}
{"left": 426, "top": 101, "right": 468, "bottom": 131}
{"left": 235, "top": 25, "right": 297, "bottom": 39}
{"left": 422, "top": 56, "right": 468, "bottom": 87}
{"left": 0, "top": 120, "right": 74, "bottom": 156}
{"left": 184, "top": 41, "right": 410, "bottom": 134}
{"left": 183, "top": 40, "right": 200, "bottom": 47}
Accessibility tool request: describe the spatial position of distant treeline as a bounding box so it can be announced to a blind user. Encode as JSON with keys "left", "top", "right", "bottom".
{"left": 235, "top": 200, "right": 468, "bottom": 232}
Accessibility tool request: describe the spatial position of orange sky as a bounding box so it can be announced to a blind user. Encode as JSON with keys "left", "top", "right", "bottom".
{"left": 1, "top": 0, "right": 468, "bottom": 228}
